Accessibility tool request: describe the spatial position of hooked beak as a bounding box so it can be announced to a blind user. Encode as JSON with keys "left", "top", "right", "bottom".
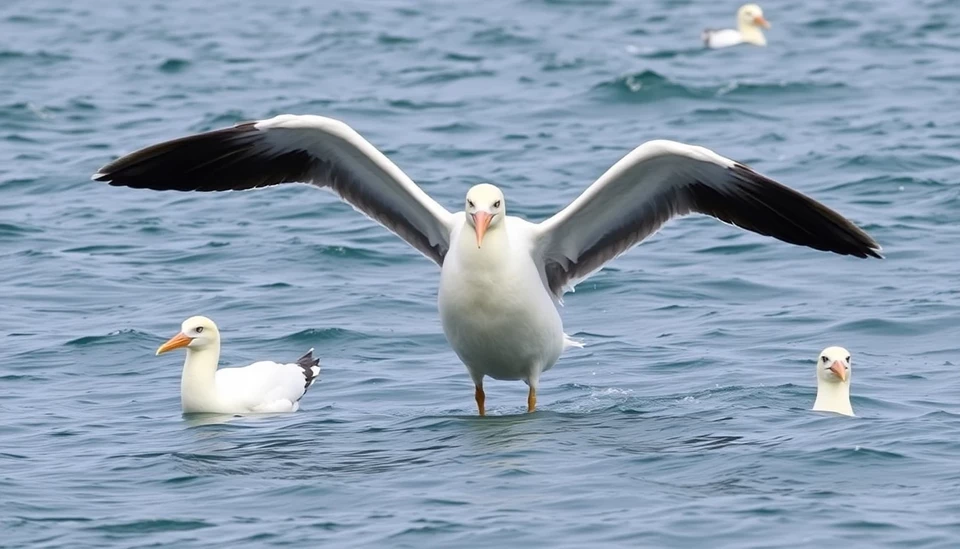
{"left": 156, "top": 332, "right": 193, "bottom": 355}
{"left": 829, "top": 360, "right": 847, "bottom": 381}
{"left": 754, "top": 15, "right": 770, "bottom": 29}
{"left": 472, "top": 211, "right": 493, "bottom": 248}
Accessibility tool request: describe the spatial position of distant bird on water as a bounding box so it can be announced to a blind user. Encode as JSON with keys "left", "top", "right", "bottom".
{"left": 156, "top": 316, "right": 321, "bottom": 414}
{"left": 702, "top": 4, "right": 771, "bottom": 49}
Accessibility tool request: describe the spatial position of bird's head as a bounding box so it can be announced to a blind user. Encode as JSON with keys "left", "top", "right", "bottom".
{"left": 738, "top": 3, "right": 770, "bottom": 29}
{"left": 464, "top": 183, "right": 506, "bottom": 248}
{"left": 816, "top": 346, "right": 851, "bottom": 384}
{"left": 157, "top": 316, "right": 221, "bottom": 355}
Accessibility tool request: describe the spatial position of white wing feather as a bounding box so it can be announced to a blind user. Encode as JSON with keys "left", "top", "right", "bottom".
{"left": 94, "top": 115, "right": 457, "bottom": 265}
{"left": 214, "top": 361, "right": 313, "bottom": 413}
{"left": 533, "top": 140, "right": 880, "bottom": 299}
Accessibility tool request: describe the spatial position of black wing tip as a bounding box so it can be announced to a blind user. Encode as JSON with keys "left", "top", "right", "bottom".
{"left": 864, "top": 244, "right": 884, "bottom": 259}
{"left": 90, "top": 123, "right": 268, "bottom": 191}
{"left": 847, "top": 245, "right": 884, "bottom": 260}
{"left": 728, "top": 163, "right": 884, "bottom": 260}
{"left": 297, "top": 348, "right": 321, "bottom": 369}
{"left": 296, "top": 348, "right": 321, "bottom": 394}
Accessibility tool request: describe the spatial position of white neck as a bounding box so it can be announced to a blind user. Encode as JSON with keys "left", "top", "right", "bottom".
{"left": 813, "top": 379, "right": 853, "bottom": 416}
{"left": 180, "top": 344, "right": 220, "bottom": 413}
{"left": 456, "top": 219, "right": 510, "bottom": 266}
{"left": 738, "top": 24, "right": 767, "bottom": 45}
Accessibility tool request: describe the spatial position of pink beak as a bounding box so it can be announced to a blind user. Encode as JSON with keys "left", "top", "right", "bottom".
{"left": 829, "top": 360, "right": 847, "bottom": 381}
{"left": 472, "top": 211, "right": 493, "bottom": 247}
{"left": 754, "top": 15, "right": 771, "bottom": 29}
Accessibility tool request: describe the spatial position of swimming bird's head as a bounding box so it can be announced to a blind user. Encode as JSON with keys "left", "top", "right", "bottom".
{"left": 817, "top": 346, "right": 851, "bottom": 384}
{"left": 738, "top": 4, "right": 770, "bottom": 30}
{"left": 157, "top": 316, "right": 221, "bottom": 355}
{"left": 465, "top": 183, "right": 506, "bottom": 248}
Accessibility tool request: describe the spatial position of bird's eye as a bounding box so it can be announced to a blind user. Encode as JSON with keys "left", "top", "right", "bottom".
{"left": 845, "top": 356, "right": 851, "bottom": 363}
{"left": 493, "top": 200, "right": 501, "bottom": 208}
{"left": 821, "top": 356, "right": 829, "bottom": 363}
{"left": 196, "top": 327, "right": 204, "bottom": 334}
{"left": 467, "top": 200, "right": 475, "bottom": 208}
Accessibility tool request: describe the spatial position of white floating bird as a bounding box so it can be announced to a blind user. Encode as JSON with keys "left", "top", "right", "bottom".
{"left": 812, "top": 346, "right": 854, "bottom": 416}
{"left": 96, "top": 114, "right": 880, "bottom": 415}
{"left": 156, "top": 316, "right": 321, "bottom": 414}
{"left": 702, "top": 4, "right": 771, "bottom": 49}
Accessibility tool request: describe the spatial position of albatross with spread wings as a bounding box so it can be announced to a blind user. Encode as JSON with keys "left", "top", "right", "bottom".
{"left": 93, "top": 114, "right": 881, "bottom": 415}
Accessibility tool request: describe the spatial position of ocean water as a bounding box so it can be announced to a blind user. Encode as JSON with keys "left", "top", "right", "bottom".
{"left": 2, "top": 0, "right": 960, "bottom": 546}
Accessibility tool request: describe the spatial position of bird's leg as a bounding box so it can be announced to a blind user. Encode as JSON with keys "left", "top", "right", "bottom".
{"left": 475, "top": 385, "right": 486, "bottom": 416}
{"left": 527, "top": 386, "right": 537, "bottom": 413}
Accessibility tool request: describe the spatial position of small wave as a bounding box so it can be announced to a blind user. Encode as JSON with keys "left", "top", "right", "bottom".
{"left": 444, "top": 52, "right": 484, "bottom": 63}
{"left": 687, "top": 107, "right": 780, "bottom": 122}
{"left": 591, "top": 70, "right": 703, "bottom": 102}
{"left": 253, "top": 282, "right": 293, "bottom": 289}
{"left": 927, "top": 73, "right": 960, "bottom": 83}
{"left": 406, "top": 69, "right": 497, "bottom": 86}
{"left": 304, "top": 242, "right": 395, "bottom": 262}
{"left": 807, "top": 446, "right": 909, "bottom": 461}
{"left": 283, "top": 327, "right": 369, "bottom": 345}
{"left": 62, "top": 244, "right": 140, "bottom": 255}
{"left": 540, "top": 54, "right": 587, "bottom": 72}
{"left": 836, "top": 153, "right": 960, "bottom": 172}
{"left": 592, "top": 70, "right": 848, "bottom": 104}
{"left": 0, "top": 222, "right": 42, "bottom": 238}
{"left": 829, "top": 317, "right": 944, "bottom": 337}
{"left": 0, "top": 101, "right": 57, "bottom": 124}
{"left": 377, "top": 33, "right": 418, "bottom": 45}
{"left": 66, "top": 329, "right": 153, "bottom": 347}
{"left": 87, "top": 519, "right": 213, "bottom": 534}
{"left": 157, "top": 58, "right": 190, "bottom": 73}
{"left": 628, "top": 46, "right": 706, "bottom": 60}
{"left": 387, "top": 99, "right": 468, "bottom": 111}
{"left": 4, "top": 133, "right": 40, "bottom": 144}
{"left": 469, "top": 27, "right": 535, "bottom": 47}
{"left": 714, "top": 79, "right": 848, "bottom": 99}
{"left": 0, "top": 49, "right": 70, "bottom": 66}
{"left": 821, "top": 175, "right": 947, "bottom": 194}
{"left": 695, "top": 242, "right": 769, "bottom": 256}
{"left": 425, "top": 121, "right": 482, "bottom": 134}
{"left": 803, "top": 18, "right": 860, "bottom": 30}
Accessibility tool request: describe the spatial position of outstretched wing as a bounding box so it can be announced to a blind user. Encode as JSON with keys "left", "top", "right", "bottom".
{"left": 93, "top": 115, "right": 456, "bottom": 265}
{"left": 533, "top": 140, "right": 881, "bottom": 298}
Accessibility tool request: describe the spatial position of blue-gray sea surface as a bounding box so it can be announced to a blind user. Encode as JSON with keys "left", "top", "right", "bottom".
{"left": 2, "top": 0, "right": 960, "bottom": 547}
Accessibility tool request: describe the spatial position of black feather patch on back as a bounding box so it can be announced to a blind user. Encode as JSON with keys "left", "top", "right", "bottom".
{"left": 295, "top": 348, "right": 321, "bottom": 396}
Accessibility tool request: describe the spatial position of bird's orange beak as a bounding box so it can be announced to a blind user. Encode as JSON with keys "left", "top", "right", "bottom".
{"left": 473, "top": 211, "right": 493, "bottom": 248}
{"left": 156, "top": 332, "right": 192, "bottom": 355}
{"left": 829, "top": 360, "right": 847, "bottom": 381}
{"left": 754, "top": 15, "right": 770, "bottom": 28}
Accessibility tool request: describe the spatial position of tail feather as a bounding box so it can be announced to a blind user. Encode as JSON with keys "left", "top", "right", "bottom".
{"left": 564, "top": 334, "right": 585, "bottom": 350}
{"left": 701, "top": 28, "right": 714, "bottom": 47}
{"left": 295, "top": 348, "right": 321, "bottom": 394}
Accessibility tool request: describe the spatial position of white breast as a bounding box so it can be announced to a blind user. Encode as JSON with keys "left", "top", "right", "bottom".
{"left": 438, "top": 216, "right": 564, "bottom": 383}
